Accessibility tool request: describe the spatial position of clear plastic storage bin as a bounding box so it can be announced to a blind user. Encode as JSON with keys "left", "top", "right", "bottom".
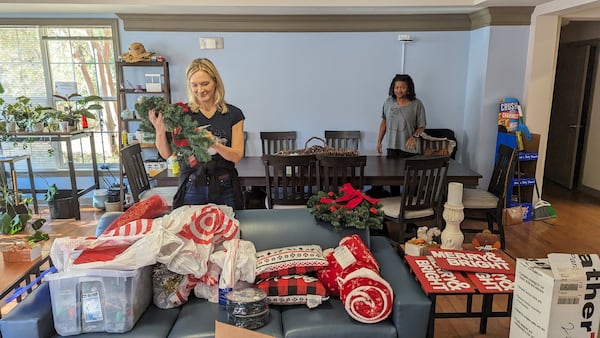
{"left": 46, "top": 266, "right": 152, "bottom": 336}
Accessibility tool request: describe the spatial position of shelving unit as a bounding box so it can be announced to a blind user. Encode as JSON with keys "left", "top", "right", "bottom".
{"left": 116, "top": 61, "right": 171, "bottom": 146}
{"left": 115, "top": 61, "right": 171, "bottom": 204}
{"left": 496, "top": 132, "right": 540, "bottom": 221}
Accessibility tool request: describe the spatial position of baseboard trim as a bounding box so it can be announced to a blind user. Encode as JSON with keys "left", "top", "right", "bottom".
{"left": 578, "top": 185, "right": 600, "bottom": 199}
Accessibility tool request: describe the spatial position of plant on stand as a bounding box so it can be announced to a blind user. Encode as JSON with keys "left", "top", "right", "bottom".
{"left": 50, "top": 93, "right": 103, "bottom": 130}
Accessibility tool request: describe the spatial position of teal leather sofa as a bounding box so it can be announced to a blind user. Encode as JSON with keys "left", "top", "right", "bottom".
{"left": 0, "top": 208, "right": 431, "bottom": 338}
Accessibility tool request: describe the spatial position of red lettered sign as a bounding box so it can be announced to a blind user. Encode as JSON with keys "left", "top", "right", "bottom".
{"left": 429, "top": 249, "right": 515, "bottom": 274}
{"left": 466, "top": 272, "right": 514, "bottom": 293}
{"left": 406, "top": 256, "right": 475, "bottom": 294}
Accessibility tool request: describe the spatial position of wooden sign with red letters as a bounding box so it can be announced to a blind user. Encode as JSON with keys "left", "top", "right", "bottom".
{"left": 406, "top": 256, "right": 475, "bottom": 294}
{"left": 429, "top": 249, "right": 515, "bottom": 275}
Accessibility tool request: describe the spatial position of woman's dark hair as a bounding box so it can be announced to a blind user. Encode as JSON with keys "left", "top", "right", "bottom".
{"left": 388, "top": 74, "right": 416, "bottom": 101}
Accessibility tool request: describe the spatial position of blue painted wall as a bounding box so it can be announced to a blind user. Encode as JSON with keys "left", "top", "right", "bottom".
{"left": 2, "top": 13, "right": 530, "bottom": 204}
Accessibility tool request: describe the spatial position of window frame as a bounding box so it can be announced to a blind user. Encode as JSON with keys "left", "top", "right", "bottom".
{"left": 0, "top": 18, "right": 121, "bottom": 171}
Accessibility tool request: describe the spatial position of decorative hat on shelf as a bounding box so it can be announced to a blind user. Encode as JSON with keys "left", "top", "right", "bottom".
{"left": 121, "top": 42, "right": 155, "bottom": 63}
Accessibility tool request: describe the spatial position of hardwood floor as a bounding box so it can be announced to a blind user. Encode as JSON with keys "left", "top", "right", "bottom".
{"left": 2, "top": 180, "right": 599, "bottom": 337}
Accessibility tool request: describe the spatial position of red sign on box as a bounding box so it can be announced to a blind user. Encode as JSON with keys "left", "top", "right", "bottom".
{"left": 406, "top": 256, "right": 475, "bottom": 294}
{"left": 429, "top": 249, "right": 515, "bottom": 274}
{"left": 465, "top": 272, "right": 514, "bottom": 293}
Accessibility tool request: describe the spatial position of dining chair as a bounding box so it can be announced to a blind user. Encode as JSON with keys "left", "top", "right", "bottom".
{"left": 461, "top": 143, "right": 518, "bottom": 249}
{"left": 324, "top": 130, "right": 361, "bottom": 151}
{"left": 316, "top": 154, "right": 367, "bottom": 192}
{"left": 378, "top": 156, "right": 450, "bottom": 245}
{"left": 120, "top": 143, "right": 177, "bottom": 206}
{"left": 262, "top": 154, "right": 317, "bottom": 209}
{"left": 260, "top": 131, "right": 297, "bottom": 155}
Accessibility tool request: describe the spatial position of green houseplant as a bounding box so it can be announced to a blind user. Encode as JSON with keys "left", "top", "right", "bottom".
{"left": 41, "top": 178, "right": 75, "bottom": 219}
{"left": 3, "top": 96, "right": 49, "bottom": 132}
{"left": 51, "top": 93, "right": 103, "bottom": 128}
{"left": 0, "top": 182, "right": 48, "bottom": 243}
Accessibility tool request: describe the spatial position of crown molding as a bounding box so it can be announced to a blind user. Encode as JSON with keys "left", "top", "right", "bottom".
{"left": 118, "top": 7, "right": 533, "bottom": 32}
{"left": 470, "top": 6, "right": 534, "bottom": 30}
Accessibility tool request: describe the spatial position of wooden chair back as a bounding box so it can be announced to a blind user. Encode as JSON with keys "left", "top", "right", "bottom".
{"left": 401, "top": 156, "right": 450, "bottom": 215}
{"left": 120, "top": 143, "right": 151, "bottom": 203}
{"left": 489, "top": 144, "right": 518, "bottom": 207}
{"left": 260, "top": 131, "right": 297, "bottom": 155}
{"left": 263, "top": 154, "right": 317, "bottom": 208}
{"left": 324, "top": 130, "right": 361, "bottom": 150}
{"left": 316, "top": 155, "right": 366, "bottom": 192}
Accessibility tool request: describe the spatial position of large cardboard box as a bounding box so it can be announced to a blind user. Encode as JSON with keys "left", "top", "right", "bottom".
{"left": 510, "top": 254, "right": 600, "bottom": 338}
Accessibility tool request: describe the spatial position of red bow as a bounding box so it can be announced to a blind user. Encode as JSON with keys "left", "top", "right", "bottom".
{"left": 172, "top": 127, "right": 190, "bottom": 147}
{"left": 319, "top": 183, "right": 380, "bottom": 209}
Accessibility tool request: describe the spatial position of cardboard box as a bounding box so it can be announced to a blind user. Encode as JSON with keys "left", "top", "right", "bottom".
{"left": 2, "top": 244, "right": 42, "bottom": 262}
{"left": 215, "top": 321, "right": 275, "bottom": 338}
{"left": 510, "top": 254, "right": 600, "bottom": 338}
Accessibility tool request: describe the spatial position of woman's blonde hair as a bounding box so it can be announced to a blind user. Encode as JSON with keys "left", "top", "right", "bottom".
{"left": 186, "top": 58, "right": 228, "bottom": 113}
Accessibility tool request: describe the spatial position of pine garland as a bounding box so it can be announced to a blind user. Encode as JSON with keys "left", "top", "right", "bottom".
{"left": 135, "top": 96, "right": 214, "bottom": 163}
{"left": 307, "top": 183, "right": 384, "bottom": 231}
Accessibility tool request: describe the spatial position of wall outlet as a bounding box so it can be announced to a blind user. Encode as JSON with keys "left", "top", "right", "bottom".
{"left": 199, "top": 37, "right": 224, "bottom": 49}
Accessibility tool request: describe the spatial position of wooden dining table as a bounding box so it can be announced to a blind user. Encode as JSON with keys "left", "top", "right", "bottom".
{"left": 152, "top": 155, "right": 482, "bottom": 187}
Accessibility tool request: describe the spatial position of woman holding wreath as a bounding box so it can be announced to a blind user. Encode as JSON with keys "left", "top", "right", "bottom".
{"left": 149, "top": 58, "right": 245, "bottom": 209}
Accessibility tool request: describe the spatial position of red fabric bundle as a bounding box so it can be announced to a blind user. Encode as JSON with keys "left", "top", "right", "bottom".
{"left": 101, "top": 194, "right": 169, "bottom": 236}
{"left": 317, "top": 234, "right": 379, "bottom": 297}
{"left": 316, "top": 234, "right": 393, "bottom": 323}
{"left": 339, "top": 268, "right": 393, "bottom": 324}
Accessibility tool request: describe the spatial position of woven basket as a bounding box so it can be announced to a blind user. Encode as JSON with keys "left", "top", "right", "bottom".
{"left": 275, "top": 136, "right": 359, "bottom": 157}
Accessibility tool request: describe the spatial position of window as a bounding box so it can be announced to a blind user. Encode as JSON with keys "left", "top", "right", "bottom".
{"left": 0, "top": 19, "right": 119, "bottom": 171}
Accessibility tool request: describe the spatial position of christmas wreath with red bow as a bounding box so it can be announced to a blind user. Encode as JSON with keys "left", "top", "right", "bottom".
{"left": 307, "top": 183, "right": 384, "bottom": 231}
{"left": 135, "top": 96, "right": 214, "bottom": 164}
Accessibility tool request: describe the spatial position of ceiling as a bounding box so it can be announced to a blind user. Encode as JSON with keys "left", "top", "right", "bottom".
{"left": 0, "top": 0, "right": 554, "bottom": 15}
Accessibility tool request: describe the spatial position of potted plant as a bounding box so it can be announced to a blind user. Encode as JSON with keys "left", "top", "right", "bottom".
{"left": 42, "top": 180, "right": 75, "bottom": 219}
{"left": 51, "top": 93, "right": 102, "bottom": 130}
{"left": 0, "top": 182, "right": 48, "bottom": 243}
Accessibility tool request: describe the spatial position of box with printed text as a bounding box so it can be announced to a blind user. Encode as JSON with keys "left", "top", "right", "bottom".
{"left": 509, "top": 254, "right": 600, "bottom": 338}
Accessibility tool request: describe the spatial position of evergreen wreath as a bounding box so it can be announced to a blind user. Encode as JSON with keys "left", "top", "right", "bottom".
{"left": 307, "top": 183, "right": 384, "bottom": 231}
{"left": 135, "top": 96, "right": 214, "bottom": 163}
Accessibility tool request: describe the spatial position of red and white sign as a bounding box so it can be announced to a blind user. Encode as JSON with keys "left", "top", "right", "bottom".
{"left": 406, "top": 256, "right": 475, "bottom": 294}
{"left": 429, "top": 249, "right": 515, "bottom": 274}
{"left": 466, "top": 272, "right": 514, "bottom": 293}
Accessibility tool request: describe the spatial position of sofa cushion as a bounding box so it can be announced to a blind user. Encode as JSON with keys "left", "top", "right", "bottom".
{"left": 256, "top": 275, "right": 328, "bottom": 307}
{"left": 281, "top": 299, "right": 397, "bottom": 338}
{"left": 168, "top": 296, "right": 283, "bottom": 338}
{"left": 255, "top": 245, "right": 328, "bottom": 281}
{"left": 0, "top": 282, "right": 55, "bottom": 338}
{"left": 236, "top": 209, "right": 369, "bottom": 252}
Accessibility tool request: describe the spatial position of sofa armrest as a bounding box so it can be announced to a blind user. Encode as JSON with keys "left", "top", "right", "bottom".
{"left": 370, "top": 236, "right": 431, "bottom": 338}
{"left": 0, "top": 281, "right": 55, "bottom": 338}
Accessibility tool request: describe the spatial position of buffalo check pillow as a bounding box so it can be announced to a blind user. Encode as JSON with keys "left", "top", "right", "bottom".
{"left": 255, "top": 245, "right": 328, "bottom": 281}
{"left": 256, "top": 275, "right": 329, "bottom": 308}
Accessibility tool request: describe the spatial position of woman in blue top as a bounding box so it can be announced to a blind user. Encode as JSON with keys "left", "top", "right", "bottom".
{"left": 376, "top": 74, "right": 426, "bottom": 157}
{"left": 149, "top": 58, "right": 245, "bottom": 209}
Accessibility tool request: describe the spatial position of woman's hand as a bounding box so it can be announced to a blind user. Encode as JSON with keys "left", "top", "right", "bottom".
{"left": 405, "top": 135, "right": 418, "bottom": 150}
{"left": 148, "top": 109, "right": 166, "bottom": 134}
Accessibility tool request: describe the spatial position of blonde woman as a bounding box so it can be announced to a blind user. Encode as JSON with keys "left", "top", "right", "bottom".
{"left": 150, "top": 58, "right": 245, "bottom": 209}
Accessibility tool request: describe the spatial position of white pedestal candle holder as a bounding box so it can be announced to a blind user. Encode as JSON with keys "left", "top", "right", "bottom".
{"left": 441, "top": 182, "right": 464, "bottom": 250}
